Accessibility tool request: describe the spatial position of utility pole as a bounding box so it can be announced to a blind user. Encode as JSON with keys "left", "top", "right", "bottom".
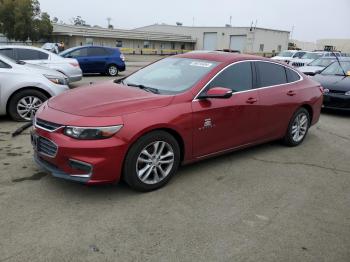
{"left": 107, "top": 17, "right": 112, "bottom": 28}
{"left": 229, "top": 16, "right": 232, "bottom": 26}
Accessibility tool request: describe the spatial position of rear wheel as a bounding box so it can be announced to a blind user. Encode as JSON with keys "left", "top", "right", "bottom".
{"left": 8, "top": 89, "right": 48, "bottom": 122}
{"left": 123, "top": 131, "right": 180, "bottom": 192}
{"left": 283, "top": 108, "right": 310, "bottom": 147}
{"left": 107, "top": 64, "right": 118, "bottom": 76}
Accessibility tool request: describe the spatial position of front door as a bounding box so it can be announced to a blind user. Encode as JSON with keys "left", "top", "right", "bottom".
{"left": 192, "top": 61, "right": 261, "bottom": 157}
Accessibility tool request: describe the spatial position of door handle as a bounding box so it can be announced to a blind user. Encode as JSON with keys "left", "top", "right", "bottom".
{"left": 287, "top": 90, "right": 296, "bottom": 96}
{"left": 246, "top": 97, "right": 258, "bottom": 104}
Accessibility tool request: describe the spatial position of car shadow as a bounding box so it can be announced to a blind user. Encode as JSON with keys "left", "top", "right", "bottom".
{"left": 321, "top": 108, "right": 350, "bottom": 117}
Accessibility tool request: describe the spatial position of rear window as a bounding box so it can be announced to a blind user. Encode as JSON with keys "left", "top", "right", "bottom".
{"left": 256, "top": 61, "right": 287, "bottom": 87}
{"left": 286, "top": 68, "right": 301, "bottom": 82}
{"left": 16, "top": 49, "right": 49, "bottom": 60}
{"left": 0, "top": 49, "right": 15, "bottom": 59}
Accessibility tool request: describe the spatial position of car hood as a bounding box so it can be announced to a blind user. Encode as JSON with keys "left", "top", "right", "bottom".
{"left": 313, "top": 74, "right": 350, "bottom": 92}
{"left": 48, "top": 82, "right": 174, "bottom": 117}
{"left": 298, "top": 66, "right": 324, "bottom": 73}
{"left": 271, "top": 56, "right": 292, "bottom": 61}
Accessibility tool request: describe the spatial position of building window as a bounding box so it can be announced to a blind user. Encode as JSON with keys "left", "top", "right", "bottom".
{"left": 259, "top": 44, "right": 264, "bottom": 52}
{"left": 86, "top": 38, "right": 94, "bottom": 45}
{"left": 181, "top": 44, "right": 185, "bottom": 50}
{"left": 143, "top": 41, "right": 150, "bottom": 48}
{"left": 116, "top": 40, "right": 123, "bottom": 47}
{"left": 171, "top": 43, "right": 175, "bottom": 50}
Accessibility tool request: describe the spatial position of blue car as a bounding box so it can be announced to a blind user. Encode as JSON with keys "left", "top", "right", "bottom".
{"left": 60, "top": 46, "right": 125, "bottom": 76}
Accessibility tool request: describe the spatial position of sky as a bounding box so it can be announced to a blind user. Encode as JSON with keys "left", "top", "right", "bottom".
{"left": 38, "top": 0, "right": 350, "bottom": 42}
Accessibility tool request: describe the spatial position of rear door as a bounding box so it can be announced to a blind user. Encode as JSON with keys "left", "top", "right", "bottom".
{"left": 192, "top": 61, "right": 261, "bottom": 157}
{"left": 67, "top": 48, "right": 89, "bottom": 72}
{"left": 86, "top": 47, "right": 108, "bottom": 73}
{"left": 254, "top": 61, "right": 301, "bottom": 140}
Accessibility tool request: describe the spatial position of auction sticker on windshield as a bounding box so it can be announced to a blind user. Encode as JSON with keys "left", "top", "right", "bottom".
{"left": 190, "top": 61, "right": 213, "bottom": 68}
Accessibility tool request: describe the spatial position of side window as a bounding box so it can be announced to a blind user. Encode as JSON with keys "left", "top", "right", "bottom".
{"left": 0, "top": 48, "right": 15, "bottom": 59}
{"left": 285, "top": 68, "right": 301, "bottom": 83}
{"left": 0, "top": 60, "right": 11, "bottom": 68}
{"left": 256, "top": 61, "right": 287, "bottom": 87}
{"left": 69, "top": 48, "right": 88, "bottom": 57}
{"left": 17, "top": 49, "right": 49, "bottom": 60}
{"left": 294, "top": 52, "right": 305, "bottom": 58}
{"left": 207, "top": 62, "right": 253, "bottom": 92}
{"left": 87, "top": 47, "right": 107, "bottom": 56}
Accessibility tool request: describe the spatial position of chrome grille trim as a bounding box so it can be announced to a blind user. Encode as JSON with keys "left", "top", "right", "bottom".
{"left": 35, "top": 118, "right": 63, "bottom": 132}
{"left": 37, "top": 136, "right": 58, "bottom": 158}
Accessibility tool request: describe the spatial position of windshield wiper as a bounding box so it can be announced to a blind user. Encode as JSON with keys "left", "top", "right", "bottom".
{"left": 125, "top": 83, "right": 159, "bottom": 94}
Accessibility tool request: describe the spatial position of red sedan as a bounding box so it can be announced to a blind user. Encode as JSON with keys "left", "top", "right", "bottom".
{"left": 31, "top": 52, "right": 323, "bottom": 191}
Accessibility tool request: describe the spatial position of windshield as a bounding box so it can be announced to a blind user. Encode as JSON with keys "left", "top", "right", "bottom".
{"left": 301, "top": 53, "right": 322, "bottom": 59}
{"left": 309, "top": 58, "right": 336, "bottom": 67}
{"left": 277, "top": 51, "right": 293, "bottom": 57}
{"left": 321, "top": 61, "right": 350, "bottom": 75}
{"left": 123, "top": 57, "right": 219, "bottom": 94}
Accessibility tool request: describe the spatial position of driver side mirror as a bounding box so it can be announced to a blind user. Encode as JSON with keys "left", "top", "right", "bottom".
{"left": 199, "top": 87, "right": 233, "bottom": 99}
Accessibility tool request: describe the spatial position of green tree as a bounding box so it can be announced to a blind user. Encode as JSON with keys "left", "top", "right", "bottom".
{"left": 0, "top": 0, "right": 53, "bottom": 42}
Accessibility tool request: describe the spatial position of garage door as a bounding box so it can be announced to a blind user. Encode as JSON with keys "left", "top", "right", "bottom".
{"left": 203, "top": 32, "right": 218, "bottom": 50}
{"left": 229, "top": 35, "right": 247, "bottom": 52}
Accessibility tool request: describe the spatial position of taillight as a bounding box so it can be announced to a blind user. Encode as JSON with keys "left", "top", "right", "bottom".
{"left": 69, "top": 62, "right": 79, "bottom": 67}
{"left": 120, "top": 54, "right": 125, "bottom": 62}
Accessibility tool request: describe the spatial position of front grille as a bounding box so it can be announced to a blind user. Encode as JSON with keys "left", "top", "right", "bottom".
{"left": 37, "top": 137, "right": 58, "bottom": 157}
{"left": 36, "top": 118, "right": 62, "bottom": 132}
{"left": 292, "top": 62, "right": 305, "bottom": 67}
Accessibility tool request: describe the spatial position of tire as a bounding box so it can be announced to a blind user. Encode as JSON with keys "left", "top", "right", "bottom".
{"left": 123, "top": 131, "right": 181, "bottom": 192}
{"left": 283, "top": 107, "right": 310, "bottom": 147}
{"left": 8, "top": 89, "right": 48, "bottom": 122}
{"left": 107, "top": 64, "right": 119, "bottom": 76}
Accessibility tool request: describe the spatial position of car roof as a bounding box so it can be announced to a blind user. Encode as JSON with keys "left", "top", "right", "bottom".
{"left": 176, "top": 51, "right": 270, "bottom": 63}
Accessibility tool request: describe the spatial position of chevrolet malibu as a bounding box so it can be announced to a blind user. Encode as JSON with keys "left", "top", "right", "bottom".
{"left": 32, "top": 52, "right": 323, "bottom": 191}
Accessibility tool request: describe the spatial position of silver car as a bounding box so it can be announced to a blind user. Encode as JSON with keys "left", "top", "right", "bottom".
{"left": 0, "top": 45, "right": 82, "bottom": 83}
{"left": 0, "top": 54, "right": 69, "bottom": 121}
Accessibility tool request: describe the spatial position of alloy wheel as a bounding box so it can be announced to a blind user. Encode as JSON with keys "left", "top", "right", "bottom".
{"left": 108, "top": 65, "right": 118, "bottom": 76}
{"left": 136, "top": 141, "right": 175, "bottom": 185}
{"left": 16, "top": 96, "right": 43, "bottom": 121}
{"left": 291, "top": 113, "right": 309, "bottom": 142}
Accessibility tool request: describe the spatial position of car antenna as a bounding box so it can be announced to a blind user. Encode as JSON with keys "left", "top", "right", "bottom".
{"left": 331, "top": 51, "right": 346, "bottom": 76}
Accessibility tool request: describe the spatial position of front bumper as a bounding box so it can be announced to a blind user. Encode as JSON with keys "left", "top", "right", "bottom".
{"left": 31, "top": 126, "right": 128, "bottom": 185}
{"left": 323, "top": 93, "right": 350, "bottom": 111}
{"left": 68, "top": 74, "right": 83, "bottom": 83}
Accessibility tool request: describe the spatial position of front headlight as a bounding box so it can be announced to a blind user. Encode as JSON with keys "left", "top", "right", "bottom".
{"left": 44, "top": 74, "right": 68, "bottom": 85}
{"left": 64, "top": 125, "right": 123, "bottom": 140}
{"left": 345, "top": 91, "right": 350, "bottom": 96}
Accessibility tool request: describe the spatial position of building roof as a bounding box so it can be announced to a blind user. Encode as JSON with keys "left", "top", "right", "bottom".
{"left": 136, "top": 23, "right": 290, "bottom": 34}
{"left": 53, "top": 24, "right": 196, "bottom": 43}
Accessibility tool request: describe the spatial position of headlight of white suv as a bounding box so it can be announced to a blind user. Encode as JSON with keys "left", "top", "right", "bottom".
{"left": 44, "top": 75, "right": 68, "bottom": 85}
{"left": 345, "top": 91, "right": 350, "bottom": 96}
{"left": 64, "top": 125, "right": 123, "bottom": 140}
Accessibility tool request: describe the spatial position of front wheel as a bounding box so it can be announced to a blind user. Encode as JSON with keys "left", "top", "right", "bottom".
{"left": 123, "top": 131, "right": 180, "bottom": 192}
{"left": 107, "top": 64, "right": 119, "bottom": 76}
{"left": 283, "top": 108, "right": 310, "bottom": 147}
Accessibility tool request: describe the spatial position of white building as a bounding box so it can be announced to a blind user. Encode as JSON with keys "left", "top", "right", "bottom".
{"left": 137, "top": 24, "right": 290, "bottom": 54}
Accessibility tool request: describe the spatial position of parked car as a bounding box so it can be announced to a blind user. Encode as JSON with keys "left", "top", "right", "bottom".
{"left": 0, "top": 45, "right": 82, "bottom": 83}
{"left": 290, "top": 51, "right": 342, "bottom": 68}
{"left": 298, "top": 57, "right": 337, "bottom": 75}
{"left": 41, "top": 43, "right": 60, "bottom": 54}
{"left": 0, "top": 54, "right": 69, "bottom": 121}
{"left": 59, "top": 46, "right": 126, "bottom": 76}
{"left": 32, "top": 52, "right": 323, "bottom": 191}
{"left": 313, "top": 59, "right": 350, "bottom": 111}
{"left": 271, "top": 50, "right": 307, "bottom": 64}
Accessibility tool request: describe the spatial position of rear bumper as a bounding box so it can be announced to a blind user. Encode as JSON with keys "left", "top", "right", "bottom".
{"left": 323, "top": 93, "right": 350, "bottom": 110}
{"left": 68, "top": 74, "right": 83, "bottom": 83}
